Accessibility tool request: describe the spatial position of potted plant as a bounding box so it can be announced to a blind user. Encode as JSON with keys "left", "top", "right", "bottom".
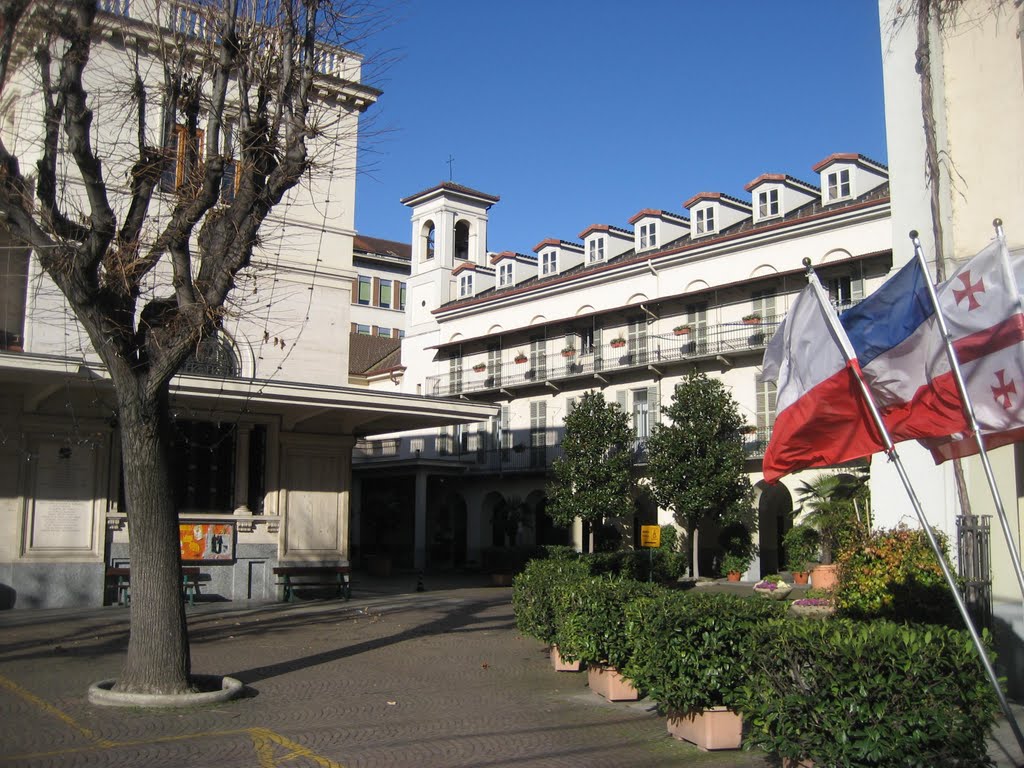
{"left": 753, "top": 575, "right": 792, "bottom": 600}
{"left": 740, "top": 424, "right": 757, "bottom": 435}
{"left": 553, "top": 575, "right": 655, "bottom": 702}
{"left": 624, "top": 590, "right": 787, "bottom": 751}
{"left": 610, "top": 336, "right": 627, "bottom": 348}
{"left": 741, "top": 312, "right": 762, "bottom": 325}
{"left": 783, "top": 523, "right": 819, "bottom": 585}
{"left": 795, "top": 472, "right": 868, "bottom": 590}
{"left": 560, "top": 345, "right": 576, "bottom": 358}
{"left": 514, "top": 351, "right": 528, "bottom": 364}
{"left": 673, "top": 324, "right": 692, "bottom": 336}
{"left": 721, "top": 552, "right": 752, "bottom": 582}
{"left": 472, "top": 362, "right": 487, "bottom": 373}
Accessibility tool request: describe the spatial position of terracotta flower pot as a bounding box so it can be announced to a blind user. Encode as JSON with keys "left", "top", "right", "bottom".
{"left": 792, "top": 571, "right": 809, "bottom": 585}
{"left": 550, "top": 645, "right": 581, "bottom": 672}
{"left": 587, "top": 665, "right": 638, "bottom": 701}
{"left": 810, "top": 563, "right": 839, "bottom": 591}
{"left": 666, "top": 708, "right": 743, "bottom": 750}
{"left": 726, "top": 571, "right": 741, "bottom": 582}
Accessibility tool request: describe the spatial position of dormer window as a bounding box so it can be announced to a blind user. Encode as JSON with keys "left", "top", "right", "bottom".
{"left": 694, "top": 207, "right": 715, "bottom": 235}
{"left": 639, "top": 223, "right": 657, "bottom": 249}
{"left": 757, "top": 189, "right": 780, "bottom": 219}
{"left": 459, "top": 272, "right": 474, "bottom": 297}
{"left": 498, "top": 262, "right": 513, "bottom": 287}
{"left": 588, "top": 238, "right": 605, "bottom": 263}
{"left": 541, "top": 250, "right": 557, "bottom": 275}
{"left": 826, "top": 169, "right": 851, "bottom": 202}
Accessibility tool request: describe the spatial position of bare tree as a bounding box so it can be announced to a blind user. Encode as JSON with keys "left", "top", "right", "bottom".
{"left": 0, "top": 0, "right": 383, "bottom": 694}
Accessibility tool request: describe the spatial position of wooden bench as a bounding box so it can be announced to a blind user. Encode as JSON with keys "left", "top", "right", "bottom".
{"left": 106, "top": 566, "right": 203, "bottom": 607}
{"left": 273, "top": 565, "right": 351, "bottom": 602}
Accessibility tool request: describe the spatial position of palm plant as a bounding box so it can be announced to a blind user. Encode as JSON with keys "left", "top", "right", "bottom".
{"left": 795, "top": 472, "right": 868, "bottom": 565}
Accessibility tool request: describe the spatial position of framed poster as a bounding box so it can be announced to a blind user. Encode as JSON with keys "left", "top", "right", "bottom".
{"left": 179, "top": 523, "right": 235, "bottom": 562}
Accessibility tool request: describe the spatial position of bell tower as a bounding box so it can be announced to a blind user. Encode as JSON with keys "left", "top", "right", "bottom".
{"left": 400, "top": 182, "right": 500, "bottom": 331}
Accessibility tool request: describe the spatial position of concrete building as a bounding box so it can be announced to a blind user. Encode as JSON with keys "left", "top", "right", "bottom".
{"left": 352, "top": 162, "right": 893, "bottom": 576}
{"left": 0, "top": 0, "right": 492, "bottom": 608}
{"left": 877, "top": 0, "right": 1024, "bottom": 689}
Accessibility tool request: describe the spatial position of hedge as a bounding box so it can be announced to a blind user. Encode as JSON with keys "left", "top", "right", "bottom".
{"left": 623, "top": 589, "right": 786, "bottom": 714}
{"left": 512, "top": 557, "right": 591, "bottom": 645}
{"left": 737, "top": 618, "right": 999, "bottom": 766}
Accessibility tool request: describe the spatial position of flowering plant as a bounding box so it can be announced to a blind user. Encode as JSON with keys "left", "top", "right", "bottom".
{"left": 792, "top": 597, "right": 831, "bottom": 607}
{"left": 754, "top": 579, "right": 789, "bottom": 591}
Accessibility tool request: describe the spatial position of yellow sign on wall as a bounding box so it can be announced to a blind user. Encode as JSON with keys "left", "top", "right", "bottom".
{"left": 640, "top": 525, "right": 661, "bottom": 548}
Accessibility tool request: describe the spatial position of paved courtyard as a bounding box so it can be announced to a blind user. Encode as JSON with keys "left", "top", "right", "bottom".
{"left": 0, "top": 575, "right": 1022, "bottom": 767}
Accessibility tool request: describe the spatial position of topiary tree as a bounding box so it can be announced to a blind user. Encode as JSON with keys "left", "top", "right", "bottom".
{"left": 646, "top": 372, "right": 753, "bottom": 578}
{"left": 547, "top": 390, "right": 636, "bottom": 548}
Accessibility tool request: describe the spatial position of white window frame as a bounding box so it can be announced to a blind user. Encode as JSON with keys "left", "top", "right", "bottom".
{"left": 588, "top": 237, "right": 605, "bottom": 263}
{"left": 758, "top": 188, "right": 780, "bottom": 219}
{"left": 459, "top": 273, "right": 474, "bottom": 297}
{"left": 541, "top": 250, "right": 557, "bottom": 275}
{"left": 694, "top": 206, "right": 715, "bottom": 235}
{"left": 827, "top": 168, "right": 851, "bottom": 201}
{"left": 639, "top": 222, "right": 657, "bottom": 250}
{"left": 498, "top": 262, "right": 513, "bottom": 287}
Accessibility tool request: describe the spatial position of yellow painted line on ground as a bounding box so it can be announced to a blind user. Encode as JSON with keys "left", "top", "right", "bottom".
{"left": 0, "top": 673, "right": 116, "bottom": 748}
{"left": 0, "top": 720, "right": 347, "bottom": 768}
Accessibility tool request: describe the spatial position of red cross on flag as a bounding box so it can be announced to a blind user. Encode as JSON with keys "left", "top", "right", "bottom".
{"left": 912, "top": 235, "right": 1024, "bottom": 462}
{"left": 832, "top": 233, "right": 1024, "bottom": 467}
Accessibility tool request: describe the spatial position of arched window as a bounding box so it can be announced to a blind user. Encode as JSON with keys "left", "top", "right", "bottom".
{"left": 423, "top": 220, "right": 435, "bottom": 260}
{"left": 454, "top": 220, "right": 470, "bottom": 261}
{"left": 181, "top": 333, "right": 240, "bottom": 378}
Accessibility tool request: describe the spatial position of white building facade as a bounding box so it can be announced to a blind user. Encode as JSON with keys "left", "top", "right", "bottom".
{"left": 353, "top": 161, "right": 893, "bottom": 576}
{"left": 0, "top": 0, "right": 492, "bottom": 609}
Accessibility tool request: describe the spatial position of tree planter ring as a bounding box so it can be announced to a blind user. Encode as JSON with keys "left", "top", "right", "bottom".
{"left": 88, "top": 674, "right": 243, "bottom": 708}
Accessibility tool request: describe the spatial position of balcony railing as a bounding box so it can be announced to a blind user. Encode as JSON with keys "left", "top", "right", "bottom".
{"left": 425, "top": 316, "right": 782, "bottom": 398}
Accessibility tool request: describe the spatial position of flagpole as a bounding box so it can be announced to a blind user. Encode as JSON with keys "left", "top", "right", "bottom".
{"left": 802, "top": 258, "right": 1024, "bottom": 754}
{"left": 910, "top": 227, "right": 1024, "bottom": 607}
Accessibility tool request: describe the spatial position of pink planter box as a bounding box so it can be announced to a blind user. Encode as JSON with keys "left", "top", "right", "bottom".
{"left": 550, "top": 645, "right": 581, "bottom": 672}
{"left": 587, "top": 665, "right": 638, "bottom": 701}
{"left": 666, "top": 707, "right": 743, "bottom": 750}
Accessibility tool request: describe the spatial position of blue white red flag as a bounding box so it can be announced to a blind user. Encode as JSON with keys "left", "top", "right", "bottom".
{"left": 840, "top": 235, "right": 1024, "bottom": 463}
{"left": 759, "top": 274, "right": 882, "bottom": 483}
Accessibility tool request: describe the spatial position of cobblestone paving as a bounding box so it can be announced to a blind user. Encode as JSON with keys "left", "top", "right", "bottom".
{"left": 1, "top": 577, "right": 1022, "bottom": 767}
{"left": 0, "top": 580, "right": 773, "bottom": 768}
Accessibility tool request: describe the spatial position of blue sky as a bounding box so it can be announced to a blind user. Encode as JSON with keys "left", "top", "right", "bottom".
{"left": 354, "top": 1, "right": 887, "bottom": 256}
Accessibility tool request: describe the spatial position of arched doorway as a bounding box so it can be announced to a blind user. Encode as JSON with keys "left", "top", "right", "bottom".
{"left": 756, "top": 481, "right": 793, "bottom": 577}
{"left": 529, "top": 490, "right": 569, "bottom": 547}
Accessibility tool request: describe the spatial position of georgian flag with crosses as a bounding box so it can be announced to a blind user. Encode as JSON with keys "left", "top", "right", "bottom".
{"left": 839, "top": 233, "right": 1024, "bottom": 463}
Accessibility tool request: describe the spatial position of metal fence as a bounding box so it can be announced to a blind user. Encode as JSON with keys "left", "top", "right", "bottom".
{"left": 957, "top": 514, "right": 992, "bottom": 631}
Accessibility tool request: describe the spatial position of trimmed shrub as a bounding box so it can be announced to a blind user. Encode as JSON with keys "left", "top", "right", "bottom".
{"left": 512, "top": 557, "right": 591, "bottom": 644}
{"left": 835, "top": 525, "right": 959, "bottom": 626}
{"left": 553, "top": 575, "right": 657, "bottom": 668}
{"left": 587, "top": 549, "right": 686, "bottom": 583}
{"left": 623, "top": 590, "right": 786, "bottom": 715}
{"left": 737, "top": 618, "right": 999, "bottom": 766}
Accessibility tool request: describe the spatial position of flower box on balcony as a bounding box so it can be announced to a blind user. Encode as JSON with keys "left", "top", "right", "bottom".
{"left": 673, "top": 326, "right": 692, "bottom": 336}
{"left": 514, "top": 354, "right": 528, "bottom": 364}
{"left": 741, "top": 314, "right": 762, "bottom": 325}
{"left": 561, "top": 347, "right": 576, "bottom": 358}
{"left": 472, "top": 364, "right": 487, "bottom": 373}
{"left": 610, "top": 338, "right": 627, "bottom": 349}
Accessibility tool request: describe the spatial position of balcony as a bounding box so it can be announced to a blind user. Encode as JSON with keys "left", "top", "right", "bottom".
{"left": 425, "top": 315, "right": 782, "bottom": 398}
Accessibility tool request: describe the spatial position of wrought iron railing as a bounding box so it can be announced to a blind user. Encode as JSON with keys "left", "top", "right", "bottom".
{"left": 957, "top": 514, "right": 992, "bottom": 631}
{"left": 425, "top": 316, "right": 783, "bottom": 398}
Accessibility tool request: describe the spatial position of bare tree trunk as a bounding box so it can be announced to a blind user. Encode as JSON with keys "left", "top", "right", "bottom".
{"left": 115, "top": 382, "right": 191, "bottom": 695}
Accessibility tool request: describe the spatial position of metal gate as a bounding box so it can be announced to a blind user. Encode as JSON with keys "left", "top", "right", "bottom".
{"left": 957, "top": 514, "right": 992, "bottom": 631}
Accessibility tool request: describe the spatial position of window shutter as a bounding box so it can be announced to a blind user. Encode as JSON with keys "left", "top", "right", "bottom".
{"left": 648, "top": 386, "right": 659, "bottom": 427}
{"left": 616, "top": 391, "right": 627, "bottom": 412}
{"left": 851, "top": 276, "right": 865, "bottom": 301}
